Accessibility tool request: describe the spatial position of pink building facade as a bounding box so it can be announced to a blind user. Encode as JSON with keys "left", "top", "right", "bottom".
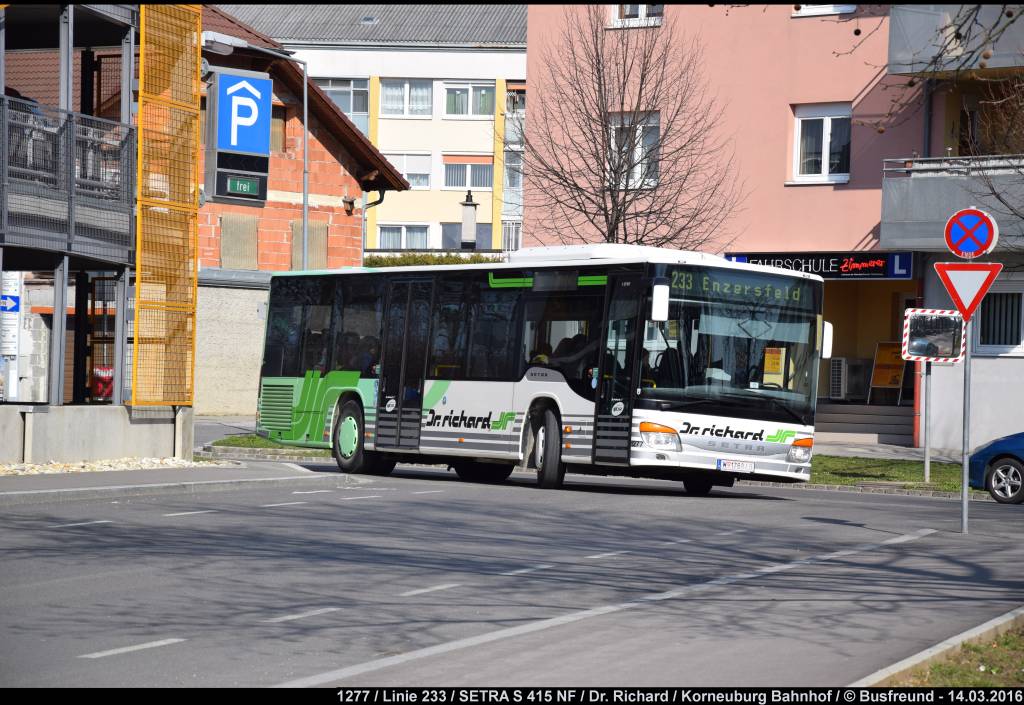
{"left": 524, "top": 4, "right": 1024, "bottom": 451}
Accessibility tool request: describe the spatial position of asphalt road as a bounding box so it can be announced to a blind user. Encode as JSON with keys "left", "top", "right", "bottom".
{"left": 1, "top": 464, "right": 1021, "bottom": 687}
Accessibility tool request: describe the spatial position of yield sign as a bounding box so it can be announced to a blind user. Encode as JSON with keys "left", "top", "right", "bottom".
{"left": 934, "top": 262, "right": 1003, "bottom": 322}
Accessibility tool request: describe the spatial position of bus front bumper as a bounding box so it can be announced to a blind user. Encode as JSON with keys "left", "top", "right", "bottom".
{"left": 629, "top": 447, "right": 812, "bottom": 483}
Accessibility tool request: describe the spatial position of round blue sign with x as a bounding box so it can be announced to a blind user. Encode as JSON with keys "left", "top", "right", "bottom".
{"left": 944, "top": 208, "right": 999, "bottom": 259}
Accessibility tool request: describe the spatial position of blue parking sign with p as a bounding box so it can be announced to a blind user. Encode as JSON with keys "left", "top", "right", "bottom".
{"left": 216, "top": 73, "right": 272, "bottom": 156}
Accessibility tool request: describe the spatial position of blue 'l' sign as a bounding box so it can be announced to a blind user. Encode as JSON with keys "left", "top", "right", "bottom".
{"left": 216, "top": 73, "right": 273, "bottom": 156}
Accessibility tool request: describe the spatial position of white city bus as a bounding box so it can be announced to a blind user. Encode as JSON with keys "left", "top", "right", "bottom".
{"left": 256, "top": 244, "right": 831, "bottom": 494}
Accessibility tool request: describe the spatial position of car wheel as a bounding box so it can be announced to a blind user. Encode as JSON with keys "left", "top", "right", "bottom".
{"left": 333, "top": 400, "right": 394, "bottom": 476}
{"left": 987, "top": 458, "right": 1024, "bottom": 504}
{"left": 533, "top": 407, "right": 565, "bottom": 489}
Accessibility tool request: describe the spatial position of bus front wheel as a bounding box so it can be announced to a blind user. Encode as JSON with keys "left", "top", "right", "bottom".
{"left": 683, "top": 476, "right": 714, "bottom": 496}
{"left": 533, "top": 407, "right": 565, "bottom": 489}
{"left": 333, "top": 400, "right": 394, "bottom": 476}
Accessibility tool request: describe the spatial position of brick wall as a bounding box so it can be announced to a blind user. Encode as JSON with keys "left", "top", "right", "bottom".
{"left": 199, "top": 78, "right": 365, "bottom": 271}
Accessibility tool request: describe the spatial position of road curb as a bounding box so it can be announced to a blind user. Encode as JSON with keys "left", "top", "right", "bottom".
{"left": 736, "top": 480, "right": 994, "bottom": 502}
{"left": 0, "top": 473, "right": 355, "bottom": 507}
{"left": 848, "top": 604, "right": 1024, "bottom": 686}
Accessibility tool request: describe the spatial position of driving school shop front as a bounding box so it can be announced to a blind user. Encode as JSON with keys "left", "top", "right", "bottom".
{"left": 726, "top": 251, "right": 919, "bottom": 446}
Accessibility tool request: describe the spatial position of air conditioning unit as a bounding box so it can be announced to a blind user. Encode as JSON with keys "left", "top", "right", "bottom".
{"left": 829, "top": 357, "right": 848, "bottom": 400}
{"left": 846, "top": 358, "right": 872, "bottom": 401}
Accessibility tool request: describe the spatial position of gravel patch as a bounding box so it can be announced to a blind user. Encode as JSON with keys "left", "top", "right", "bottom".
{"left": 0, "top": 457, "right": 236, "bottom": 476}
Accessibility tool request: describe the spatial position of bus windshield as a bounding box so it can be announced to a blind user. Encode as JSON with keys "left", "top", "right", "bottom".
{"left": 639, "top": 265, "right": 822, "bottom": 426}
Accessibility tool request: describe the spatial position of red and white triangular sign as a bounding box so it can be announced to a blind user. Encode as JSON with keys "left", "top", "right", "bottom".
{"left": 935, "top": 262, "right": 1003, "bottom": 322}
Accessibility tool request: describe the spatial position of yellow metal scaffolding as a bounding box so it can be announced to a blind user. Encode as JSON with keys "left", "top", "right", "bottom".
{"left": 132, "top": 5, "right": 201, "bottom": 406}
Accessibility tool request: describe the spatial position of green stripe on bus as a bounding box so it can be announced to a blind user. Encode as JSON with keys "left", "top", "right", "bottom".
{"left": 577, "top": 275, "right": 607, "bottom": 286}
{"left": 488, "top": 272, "right": 534, "bottom": 288}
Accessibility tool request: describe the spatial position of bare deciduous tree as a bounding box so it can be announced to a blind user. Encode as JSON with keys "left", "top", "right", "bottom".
{"left": 516, "top": 5, "right": 743, "bottom": 250}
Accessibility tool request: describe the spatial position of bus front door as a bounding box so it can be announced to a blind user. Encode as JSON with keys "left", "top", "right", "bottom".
{"left": 376, "top": 280, "right": 435, "bottom": 450}
{"left": 593, "top": 275, "right": 642, "bottom": 466}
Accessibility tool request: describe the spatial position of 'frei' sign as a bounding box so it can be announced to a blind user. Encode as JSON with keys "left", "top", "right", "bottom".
{"left": 204, "top": 67, "right": 272, "bottom": 203}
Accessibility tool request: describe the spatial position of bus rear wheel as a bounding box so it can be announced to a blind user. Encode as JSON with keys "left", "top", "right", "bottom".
{"left": 532, "top": 407, "right": 565, "bottom": 489}
{"left": 452, "top": 461, "right": 513, "bottom": 484}
{"left": 333, "top": 400, "right": 394, "bottom": 476}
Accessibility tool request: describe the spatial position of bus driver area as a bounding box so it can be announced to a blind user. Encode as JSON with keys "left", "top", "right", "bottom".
{"left": 255, "top": 244, "right": 828, "bottom": 495}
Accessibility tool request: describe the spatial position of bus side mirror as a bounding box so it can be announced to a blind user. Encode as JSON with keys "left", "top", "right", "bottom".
{"left": 651, "top": 282, "right": 669, "bottom": 322}
{"left": 822, "top": 321, "right": 834, "bottom": 359}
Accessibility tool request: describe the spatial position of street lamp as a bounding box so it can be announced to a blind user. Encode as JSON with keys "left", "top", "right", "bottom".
{"left": 201, "top": 31, "right": 310, "bottom": 269}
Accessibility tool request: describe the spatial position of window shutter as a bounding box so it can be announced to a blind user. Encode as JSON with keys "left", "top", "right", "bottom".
{"left": 219, "top": 214, "right": 258, "bottom": 270}
{"left": 291, "top": 220, "right": 328, "bottom": 269}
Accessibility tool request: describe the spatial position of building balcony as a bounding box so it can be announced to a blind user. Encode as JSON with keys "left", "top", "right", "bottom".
{"left": 888, "top": 5, "right": 1024, "bottom": 75}
{"left": 1, "top": 96, "right": 136, "bottom": 266}
{"left": 880, "top": 155, "right": 1024, "bottom": 250}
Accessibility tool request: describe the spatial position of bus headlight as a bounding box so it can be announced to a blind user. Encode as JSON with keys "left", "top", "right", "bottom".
{"left": 786, "top": 437, "right": 813, "bottom": 464}
{"left": 640, "top": 421, "right": 681, "bottom": 452}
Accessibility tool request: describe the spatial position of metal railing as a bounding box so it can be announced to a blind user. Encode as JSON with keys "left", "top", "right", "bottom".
{"left": 883, "top": 154, "right": 1024, "bottom": 178}
{"left": 1, "top": 95, "right": 136, "bottom": 264}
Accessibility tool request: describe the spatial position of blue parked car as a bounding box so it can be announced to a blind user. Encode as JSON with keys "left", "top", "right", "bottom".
{"left": 969, "top": 432, "right": 1024, "bottom": 504}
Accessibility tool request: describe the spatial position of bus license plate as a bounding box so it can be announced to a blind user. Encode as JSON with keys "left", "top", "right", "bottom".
{"left": 717, "top": 459, "right": 754, "bottom": 473}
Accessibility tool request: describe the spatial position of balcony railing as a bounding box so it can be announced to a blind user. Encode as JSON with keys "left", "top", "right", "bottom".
{"left": 880, "top": 153, "right": 1024, "bottom": 250}
{"left": 883, "top": 154, "right": 1024, "bottom": 178}
{"left": 1, "top": 96, "right": 136, "bottom": 265}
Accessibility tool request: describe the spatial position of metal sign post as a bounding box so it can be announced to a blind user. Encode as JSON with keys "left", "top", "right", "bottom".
{"left": 961, "top": 320, "right": 971, "bottom": 534}
{"left": 925, "top": 361, "right": 931, "bottom": 484}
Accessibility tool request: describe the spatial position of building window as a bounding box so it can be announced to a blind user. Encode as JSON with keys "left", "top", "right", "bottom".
{"left": 792, "top": 5, "right": 858, "bottom": 17}
{"left": 793, "top": 104, "right": 851, "bottom": 183}
{"left": 502, "top": 221, "right": 523, "bottom": 251}
{"left": 378, "top": 224, "right": 430, "bottom": 250}
{"left": 609, "top": 112, "right": 659, "bottom": 190}
{"left": 443, "top": 156, "right": 494, "bottom": 189}
{"left": 271, "top": 106, "right": 287, "bottom": 152}
{"left": 610, "top": 4, "right": 664, "bottom": 28}
{"left": 976, "top": 289, "right": 1024, "bottom": 356}
{"left": 316, "top": 78, "right": 369, "bottom": 134}
{"left": 380, "top": 79, "right": 433, "bottom": 117}
{"left": 444, "top": 82, "right": 495, "bottom": 117}
{"left": 383, "top": 153, "right": 432, "bottom": 189}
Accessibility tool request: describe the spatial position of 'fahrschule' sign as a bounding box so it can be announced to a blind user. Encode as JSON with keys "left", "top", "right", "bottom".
{"left": 725, "top": 251, "right": 913, "bottom": 280}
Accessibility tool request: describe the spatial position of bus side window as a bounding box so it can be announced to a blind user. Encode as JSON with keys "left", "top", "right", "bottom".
{"left": 428, "top": 278, "right": 469, "bottom": 379}
{"left": 467, "top": 282, "right": 519, "bottom": 380}
{"left": 331, "top": 277, "right": 385, "bottom": 377}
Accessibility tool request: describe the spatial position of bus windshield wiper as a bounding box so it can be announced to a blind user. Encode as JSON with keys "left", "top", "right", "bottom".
{"left": 719, "top": 391, "right": 806, "bottom": 426}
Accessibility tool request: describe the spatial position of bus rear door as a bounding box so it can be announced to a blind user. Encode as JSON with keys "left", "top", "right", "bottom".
{"left": 376, "top": 279, "right": 435, "bottom": 450}
{"left": 593, "top": 275, "right": 642, "bottom": 466}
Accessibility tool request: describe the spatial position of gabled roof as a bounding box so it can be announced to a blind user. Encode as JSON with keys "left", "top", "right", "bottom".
{"left": 216, "top": 4, "right": 527, "bottom": 48}
{"left": 203, "top": 5, "right": 408, "bottom": 193}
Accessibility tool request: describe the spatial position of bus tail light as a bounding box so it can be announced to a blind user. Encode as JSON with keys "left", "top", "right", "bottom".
{"left": 640, "top": 421, "right": 681, "bottom": 452}
{"left": 787, "top": 437, "right": 813, "bottom": 464}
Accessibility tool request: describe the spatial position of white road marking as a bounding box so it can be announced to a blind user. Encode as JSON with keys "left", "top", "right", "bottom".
{"left": 412, "top": 491, "right": 445, "bottom": 495}
{"left": 659, "top": 539, "right": 692, "bottom": 546}
{"left": 78, "top": 638, "right": 186, "bottom": 659}
{"left": 718, "top": 529, "right": 747, "bottom": 536}
{"left": 284, "top": 463, "right": 315, "bottom": 473}
{"left": 274, "top": 528, "right": 938, "bottom": 688}
{"left": 293, "top": 490, "right": 334, "bottom": 495}
{"left": 48, "top": 520, "right": 112, "bottom": 529}
{"left": 261, "top": 501, "right": 308, "bottom": 508}
{"left": 163, "top": 510, "right": 217, "bottom": 517}
{"left": 399, "top": 583, "right": 462, "bottom": 597}
{"left": 585, "top": 550, "right": 631, "bottom": 559}
{"left": 500, "top": 564, "right": 554, "bottom": 576}
{"left": 339, "top": 495, "right": 381, "bottom": 501}
{"left": 263, "top": 607, "right": 342, "bottom": 624}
